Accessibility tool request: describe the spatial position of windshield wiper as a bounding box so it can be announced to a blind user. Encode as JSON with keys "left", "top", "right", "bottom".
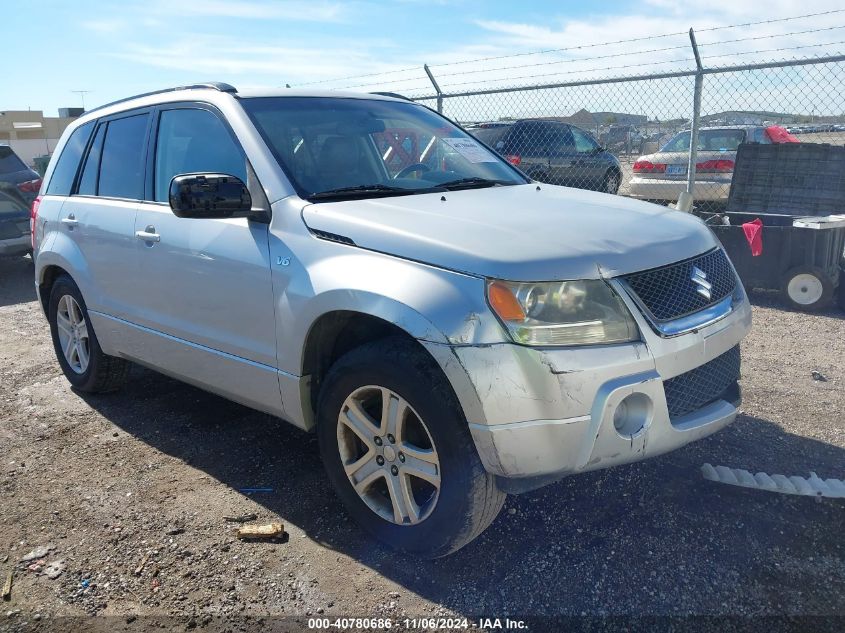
{"left": 308, "top": 184, "right": 428, "bottom": 201}
{"left": 436, "top": 177, "right": 510, "bottom": 190}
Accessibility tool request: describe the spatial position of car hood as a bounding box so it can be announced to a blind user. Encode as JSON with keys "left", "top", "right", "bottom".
{"left": 301, "top": 183, "right": 718, "bottom": 281}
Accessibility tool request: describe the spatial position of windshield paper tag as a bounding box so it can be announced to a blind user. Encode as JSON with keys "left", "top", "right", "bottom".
{"left": 442, "top": 137, "right": 498, "bottom": 163}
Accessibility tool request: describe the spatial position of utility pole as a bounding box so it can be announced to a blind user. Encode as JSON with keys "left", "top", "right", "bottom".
{"left": 71, "top": 90, "right": 91, "bottom": 110}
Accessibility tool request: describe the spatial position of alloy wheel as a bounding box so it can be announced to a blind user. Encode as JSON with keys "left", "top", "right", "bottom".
{"left": 336, "top": 385, "right": 440, "bottom": 525}
{"left": 56, "top": 295, "right": 90, "bottom": 374}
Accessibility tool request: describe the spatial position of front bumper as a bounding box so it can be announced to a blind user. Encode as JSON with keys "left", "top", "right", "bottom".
{"left": 628, "top": 177, "right": 730, "bottom": 202}
{"left": 424, "top": 289, "right": 752, "bottom": 488}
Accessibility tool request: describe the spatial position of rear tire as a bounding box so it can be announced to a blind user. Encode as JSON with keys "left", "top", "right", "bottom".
{"left": 779, "top": 266, "right": 834, "bottom": 311}
{"left": 316, "top": 336, "right": 505, "bottom": 558}
{"left": 48, "top": 275, "right": 130, "bottom": 392}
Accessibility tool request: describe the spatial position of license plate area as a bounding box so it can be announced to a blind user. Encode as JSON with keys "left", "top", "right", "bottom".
{"left": 666, "top": 164, "right": 687, "bottom": 176}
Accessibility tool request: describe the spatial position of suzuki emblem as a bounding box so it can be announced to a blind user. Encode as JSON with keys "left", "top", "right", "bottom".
{"left": 691, "top": 266, "right": 713, "bottom": 300}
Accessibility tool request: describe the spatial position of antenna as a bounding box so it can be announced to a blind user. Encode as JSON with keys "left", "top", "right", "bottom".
{"left": 71, "top": 90, "right": 92, "bottom": 110}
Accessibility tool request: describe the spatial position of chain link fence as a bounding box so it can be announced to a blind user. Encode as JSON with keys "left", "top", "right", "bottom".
{"left": 291, "top": 22, "right": 841, "bottom": 211}
{"left": 404, "top": 51, "right": 845, "bottom": 208}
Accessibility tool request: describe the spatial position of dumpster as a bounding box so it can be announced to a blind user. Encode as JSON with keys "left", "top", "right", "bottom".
{"left": 699, "top": 143, "right": 845, "bottom": 311}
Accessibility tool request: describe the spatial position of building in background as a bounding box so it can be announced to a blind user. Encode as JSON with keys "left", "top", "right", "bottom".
{"left": 0, "top": 108, "right": 82, "bottom": 168}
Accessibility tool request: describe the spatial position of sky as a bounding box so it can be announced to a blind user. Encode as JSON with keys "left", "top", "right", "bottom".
{"left": 2, "top": 0, "right": 844, "bottom": 116}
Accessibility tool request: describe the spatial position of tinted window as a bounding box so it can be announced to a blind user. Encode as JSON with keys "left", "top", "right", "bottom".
{"left": 154, "top": 108, "right": 246, "bottom": 202}
{"left": 571, "top": 127, "right": 600, "bottom": 153}
{"left": 45, "top": 122, "right": 94, "bottom": 195}
{"left": 0, "top": 146, "right": 28, "bottom": 174}
{"left": 509, "top": 123, "right": 551, "bottom": 155}
{"left": 98, "top": 114, "right": 149, "bottom": 200}
{"left": 549, "top": 124, "right": 575, "bottom": 152}
{"left": 470, "top": 127, "right": 511, "bottom": 149}
{"left": 77, "top": 124, "right": 106, "bottom": 196}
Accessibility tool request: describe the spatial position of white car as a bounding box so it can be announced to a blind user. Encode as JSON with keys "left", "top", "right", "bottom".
{"left": 628, "top": 126, "right": 786, "bottom": 203}
{"left": 32, "top": 84, "right": 751, "bottom": 557}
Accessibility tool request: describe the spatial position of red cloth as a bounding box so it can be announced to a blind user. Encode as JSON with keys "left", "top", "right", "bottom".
{"left": 742, "top": 218, "right": 764, "bottom": 256}
{"left": 765, "top": 125, "right": 800, "bottom": 143}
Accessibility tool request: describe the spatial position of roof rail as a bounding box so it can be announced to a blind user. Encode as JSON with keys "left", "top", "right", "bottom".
{"left": 84, "top": 82, "right": 238, "bottom": 115}
{"left": 370, "top": 91, "right": 412, "bottom": 101}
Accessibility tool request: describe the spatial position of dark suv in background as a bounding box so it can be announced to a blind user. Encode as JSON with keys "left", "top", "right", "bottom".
{"left": 469, "top": 120, "right": 622, "bottom": 194}
{"left": 0, "top": 145, "right": 40, "bottom": 257}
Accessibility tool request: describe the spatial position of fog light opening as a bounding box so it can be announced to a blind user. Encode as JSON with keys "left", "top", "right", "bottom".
{"left": 613, "top": 393, "right": 653, "bottom": 438}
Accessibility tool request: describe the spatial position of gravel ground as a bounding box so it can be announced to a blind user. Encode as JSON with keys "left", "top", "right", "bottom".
{"left": 1, "top": 254, "right": 844, "bottom": 632}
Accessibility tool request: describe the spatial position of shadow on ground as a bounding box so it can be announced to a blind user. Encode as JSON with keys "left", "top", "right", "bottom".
{"left": 79, "top": 363, "right": 845, "bottom": 618}
{"left": 0, "top": 255, "right": 36, "bottom": 308}
{"left": 5, "top": 252, "right": 843, "bottom": 617}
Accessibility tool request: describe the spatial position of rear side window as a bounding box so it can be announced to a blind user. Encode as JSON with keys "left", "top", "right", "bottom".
{"left": 98, "top": 114, "right": 149, "bottom": 200}
{"left": 77, "top": 124, "right": 106, "bottom": 196}
{"left": 45, "top": 122, "right": 94, "bottom": 195}
{"left": 154, "top": 108, "right": 246, "bottom": 202}
{"left": 471, "top": 127, "right": 510, "bottom": 149}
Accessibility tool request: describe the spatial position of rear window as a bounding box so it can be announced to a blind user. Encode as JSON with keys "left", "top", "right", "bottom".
{"left": 661, "top": 129, "right": 747, "bottom": 153}
{"left": 45, "top": 122, "right": 95, "bottom": 195}
{"left": 98, "top": 114, "right": 149, "bottom": 200}
{"left": 0, "top": 146, "right": 28, "bottom": 174}
{"left": 470, "top": 127, "right": 510, "bottom": 148}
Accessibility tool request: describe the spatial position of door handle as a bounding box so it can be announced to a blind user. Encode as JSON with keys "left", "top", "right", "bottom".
{"left": 61, "top": 214, "right": 78, "bottom": 228}
{"left": 135, "top": 226, "right": 160, "bottom": 243}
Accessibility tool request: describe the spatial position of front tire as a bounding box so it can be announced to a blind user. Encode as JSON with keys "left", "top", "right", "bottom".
{"left": 48, "top": 275, "right": 130, "bottom": 392}
{"left": 316, "top": 336, "right": 505, "bottom": 558}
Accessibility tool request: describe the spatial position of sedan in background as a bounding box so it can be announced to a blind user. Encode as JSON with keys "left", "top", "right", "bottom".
{"left": 628, "top": 126, "right": 797, "bottom": 204}
{"left": 469, "top": 119, "right": 623, "bottom": 194}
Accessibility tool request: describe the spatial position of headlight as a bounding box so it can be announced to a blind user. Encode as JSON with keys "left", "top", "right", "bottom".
{"left": 487, "top": 279, "right": 639, "bottom": 346}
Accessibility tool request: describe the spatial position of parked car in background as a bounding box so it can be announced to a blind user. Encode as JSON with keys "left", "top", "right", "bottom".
{"left": 0, "top": 145, "right": 44, "bottom": 257}
{"left": 469, "top": 120, "right": 623, "bottom": 194}
{"left": 0, "top": 184, "right": 32, "bottom": 256}
{"left": 0, "top": 145, "right": 42, "bottom": 207}
{"left": 600, "top": 124, "right": 644, "bottom": 155}
{"left": 628, "top": 126, "right": 797, "bottom": 204}
{"left": 34, "top": 85, "right": 751, "bottom": 557}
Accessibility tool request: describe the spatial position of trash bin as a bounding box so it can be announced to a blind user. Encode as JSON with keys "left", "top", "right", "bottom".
{"left": 699, "top": 143, "right": 845, "bottom": 311}
{"left": 33, "top": 155, "right": 51, "bottom": 177}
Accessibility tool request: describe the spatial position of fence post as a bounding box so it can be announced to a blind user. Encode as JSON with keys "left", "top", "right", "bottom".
{"left": 683, "top": 28, "right": 704, "bottom": 208}
{"left": 424, "top": 64, "right": 443, "bottom": 113}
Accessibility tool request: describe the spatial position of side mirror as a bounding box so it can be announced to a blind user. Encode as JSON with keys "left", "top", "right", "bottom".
{"left": 169, "top": 173, "right": 252, "bottom": 219}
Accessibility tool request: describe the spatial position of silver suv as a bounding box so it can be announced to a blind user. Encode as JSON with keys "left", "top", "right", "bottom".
{"left": 32, "top": 84, "right": 751, "bottom": 557}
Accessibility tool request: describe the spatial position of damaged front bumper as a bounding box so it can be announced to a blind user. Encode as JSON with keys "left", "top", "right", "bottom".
{"left": 423, "top": 291, "right": 752, "bottom": 494}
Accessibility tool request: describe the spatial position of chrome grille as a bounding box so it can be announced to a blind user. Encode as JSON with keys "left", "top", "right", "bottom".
{"left": 621, "top": 249, "right": 737, "bottom": 322}
{"left": 663, "top": 345, "right": 741, "bottom": 419}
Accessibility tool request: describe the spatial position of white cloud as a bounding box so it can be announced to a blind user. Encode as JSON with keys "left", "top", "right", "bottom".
{"left": 149, "top": 0, "right": 349, "bottom": 22}
{"left": 80, "top": 18, "right": 127, "bottom": 33}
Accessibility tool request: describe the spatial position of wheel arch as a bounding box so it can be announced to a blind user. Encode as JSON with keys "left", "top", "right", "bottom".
{"left": 299, "top": 310, "right": 447, "bottom": 426}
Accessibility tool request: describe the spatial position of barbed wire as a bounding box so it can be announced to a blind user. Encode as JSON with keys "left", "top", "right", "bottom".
{"left": 292, "top": 8, "right": 845, "bottom": 88}
{"left": 697, "top": 23, "right": 845, "bottom": 47}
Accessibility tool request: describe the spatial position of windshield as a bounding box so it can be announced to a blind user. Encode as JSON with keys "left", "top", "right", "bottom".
{"left": 241, "top": 97, "right": 527, "bottom": 199}
{"left": 660, "top": 129, "right": 746, "bottom": 153}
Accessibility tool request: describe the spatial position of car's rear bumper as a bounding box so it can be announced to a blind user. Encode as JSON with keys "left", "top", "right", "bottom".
{"left": 627, "top": 177, "right": 730, "bottom": 202}
{"left": 0, "top": 233, "right": 31, "bottom": 256}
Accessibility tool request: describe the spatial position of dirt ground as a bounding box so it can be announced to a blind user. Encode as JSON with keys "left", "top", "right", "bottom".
{"left": 1, "top": 254, "right": 844, "bottom": 632}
